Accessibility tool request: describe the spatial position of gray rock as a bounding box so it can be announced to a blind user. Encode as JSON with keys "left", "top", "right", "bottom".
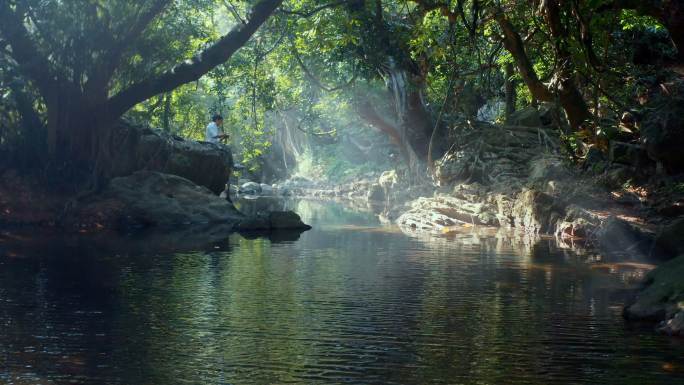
{"left": 109, "top": 121, "right": 233, "bottom": 194}
{"left": 507, "top": 106, "right": 542, "bottom": 127}
{"left": 595, "top": 216, "right": 652, "bottom": 255}
{"left": 239, "top": 182, "right": 262, "bottom": 195}
{"left": 624, "top": 255, "right": 684, "bottom": 336}
{"left": 511, "top": 189, "right": 564, "bottom": 234}
{"left": 76, "top": 171, "right": 243, "bottom": 229}
{"left": 528, "top": 156, "right": 571, "bottom": 183}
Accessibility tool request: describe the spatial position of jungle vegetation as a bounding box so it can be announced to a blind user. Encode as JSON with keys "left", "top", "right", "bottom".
{"left": 0, "top": 0, "right": 682, "bottom": 183}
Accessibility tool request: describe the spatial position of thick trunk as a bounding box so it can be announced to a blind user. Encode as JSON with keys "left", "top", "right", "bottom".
{"left": 356, "top": 100, "right": 414, "bottom": 165}
{"left": 404, "top": 87, "right": 433, "bottom": 159}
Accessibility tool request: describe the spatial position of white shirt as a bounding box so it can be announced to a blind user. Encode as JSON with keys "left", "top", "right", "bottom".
{"left": 205, "top": 122, "right": 221, "bottom": 143}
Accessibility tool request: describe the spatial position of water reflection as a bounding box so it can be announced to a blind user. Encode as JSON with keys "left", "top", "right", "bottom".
{"left": 1, "top": 199, "right": 683, "bottom": 384}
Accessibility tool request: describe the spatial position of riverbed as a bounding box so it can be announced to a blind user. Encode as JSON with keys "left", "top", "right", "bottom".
{"left": 1, "top": 199, "right": 683, "bottom": 384}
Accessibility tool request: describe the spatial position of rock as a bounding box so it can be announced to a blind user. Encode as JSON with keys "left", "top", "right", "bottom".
{"left": 379, "top": 170, "right": 399, "bottom": 190}
{"left": 584, "top": 146, "right": 608, "bottom": 173}
{"left": 507, "top": 106, "right": 542, "bottom": 127}
{"left": 658, "top": 311, "right": 684, "bottom": 335}
{"left": 640, "top": 80, "right": 684, "bottom": 173}
{"left": 367, "top": 184, "right": 385, "bottom": 202}
{"left": 654, "top": 218, "right": 684, "bottom": 258}
{"left": 74, "top": 171, "right": 243, "bottom": 230}
{"left": 537, "top": 103, "right": 561, "bottom": 126}
{"left": 239, "top": 182, "right": 262, "bottom": 195}
{"left": 511, "top": 189, "right": 564, "bottom": 234}
{"left": 259, "top": 183, "right": 274, "bottom": 196}
{"left": 269, "top": 211, "right": 312, "bottom": 229}
{"left": 656, "top": 199, "right": 684, "bottom": 217}
{"left": 601, "top": 165, "right": 631, "bottom": 189}
{"left": 528, "top": 156, "right": 571, "bottom": 183}
{"left": 609, "top": 141, "right": 649, "bottom": 167}
{"left": 109, "top": 121, "right": 233, "bottom": 194}
{"left": 554, "top": 205, "right": 600, "bottom": 239}
{"left": 396, "top": 195, "right": 498, "bottom": 232}
{"left": 237, "top": 211, "right": 312, "bottom": 231}
{"left": 595, "top": 216, "right": 652, "bottom": 255}
{"left": 624, "top": 255, "right": 684, "bottom": 336}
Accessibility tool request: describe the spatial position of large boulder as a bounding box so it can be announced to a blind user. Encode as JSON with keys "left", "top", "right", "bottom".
{"left": 653, "top": 218, "right": 684, "bottom": 258}
{"left": 507, "top": 106, "right": 542, "bottom": 127}
{"left": 511, "top": 189, "right": 564, "bottom": 234}
{"left": 72, "top": 171, "right": 243, "bottom": 230}
{"left": 624, "top": 255, "right": 684, "bottom": 336}
{"left": 594, "top": 216, "right": 653, "bottom": 256}
{"left": 640, "top": 80, "right": 684, "bottom": 173}
{"left": 108, "top": 121, "right": 233, "bottom": 194}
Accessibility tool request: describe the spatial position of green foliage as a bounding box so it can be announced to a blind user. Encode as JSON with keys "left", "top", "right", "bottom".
{"left": 2, "top": 0, "right": 682, "bottom": 177}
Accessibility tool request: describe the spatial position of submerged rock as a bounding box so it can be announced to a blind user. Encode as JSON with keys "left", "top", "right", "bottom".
{"left": 624, "top": 255, "right": 684, "bottom": 336}
{"left": 236, "top": 211, "right": 312, "bottom": 231}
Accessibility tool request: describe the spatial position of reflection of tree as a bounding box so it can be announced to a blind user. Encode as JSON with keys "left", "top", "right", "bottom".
{"left": 2, "top": 202, "right": 682, "bottom": 384}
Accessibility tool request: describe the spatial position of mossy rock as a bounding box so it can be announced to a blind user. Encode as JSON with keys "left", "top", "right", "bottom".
{"left": 625, "top": 255, "right": 684, "bottom": 323}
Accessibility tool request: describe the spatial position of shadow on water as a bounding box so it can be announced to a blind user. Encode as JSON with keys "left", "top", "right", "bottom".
{"left": 1, "top": 198, "right": 683, "bottom": 384}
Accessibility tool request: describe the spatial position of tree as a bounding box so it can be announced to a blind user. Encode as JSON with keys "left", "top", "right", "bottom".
{"left": 0, "top": 0, "right": 283, "bottom": 173}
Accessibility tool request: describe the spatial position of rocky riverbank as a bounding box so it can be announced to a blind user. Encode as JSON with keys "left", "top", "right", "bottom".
{"left": 0, "top": 121, "right": 311, "bottom": 238}
{"left": 257, "top": 106, "right": 684, "bottom": 335}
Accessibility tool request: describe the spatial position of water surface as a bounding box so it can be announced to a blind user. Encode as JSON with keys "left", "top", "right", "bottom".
{"left": 1, "top": 199, "right": 683, "bottom": 384}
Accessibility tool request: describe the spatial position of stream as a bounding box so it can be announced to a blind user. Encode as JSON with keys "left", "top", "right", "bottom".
{"left": 1, "top": 198, "right": 683, "bottom": 384}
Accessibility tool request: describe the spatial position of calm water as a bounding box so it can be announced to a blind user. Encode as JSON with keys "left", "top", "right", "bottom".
{"left": 1, "top": 199, "right": 683, "bottom": 384}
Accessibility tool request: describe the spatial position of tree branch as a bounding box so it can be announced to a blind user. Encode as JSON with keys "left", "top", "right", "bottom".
{"left": 90, "top": 0, "right": 171, "bottom": 93}
{"left": 290, "top": 39, "right": 357, "bottom": 92}
{"left": 107, "top": 0, "right": 283, "bottom": 120}
{"left": 493, "top": 10, "right": 553, "bottom": 102}
{"left": 278, "top": 0, "right": 350, "bottom": 18}
{"left": 0, "top": 2, "right": 59, "bottom": 98}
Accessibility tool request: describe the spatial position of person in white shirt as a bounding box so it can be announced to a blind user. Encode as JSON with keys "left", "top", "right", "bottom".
{"left": 205, "top": 114, "right": 229, "bottom": 143}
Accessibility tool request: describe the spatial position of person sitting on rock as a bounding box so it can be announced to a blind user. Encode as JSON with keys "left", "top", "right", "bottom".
{"left": 205, "top": 114, "right": 230, "bottom": 144}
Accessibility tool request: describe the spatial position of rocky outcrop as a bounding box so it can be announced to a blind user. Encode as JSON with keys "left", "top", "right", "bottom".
{"left": 624, "top": 255, "right": 684, "bottom": 335}
{"left": 70, "top": 171, "right": 243, "bottom": 230}
{"left": 640, "top": 79, "right": 684, "bottom": 173}
{"left": 236, "top": 211, "right": 312, "bottom": 231}
{"left": 653, "top": 218, "right": 684, "bottom": 257}
{"left": 108, "top": 121, "right": 233, "bottom": 194}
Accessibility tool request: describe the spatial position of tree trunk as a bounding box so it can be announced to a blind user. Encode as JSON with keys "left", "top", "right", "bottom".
{"left": 504, "top": 62, "right": 516, "bottom": 121}
{"left": 403, "top": 87, "right": 433, "bottom": 159}
{"left": 495, "top": 7, "right": 592, "bottom": 129}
